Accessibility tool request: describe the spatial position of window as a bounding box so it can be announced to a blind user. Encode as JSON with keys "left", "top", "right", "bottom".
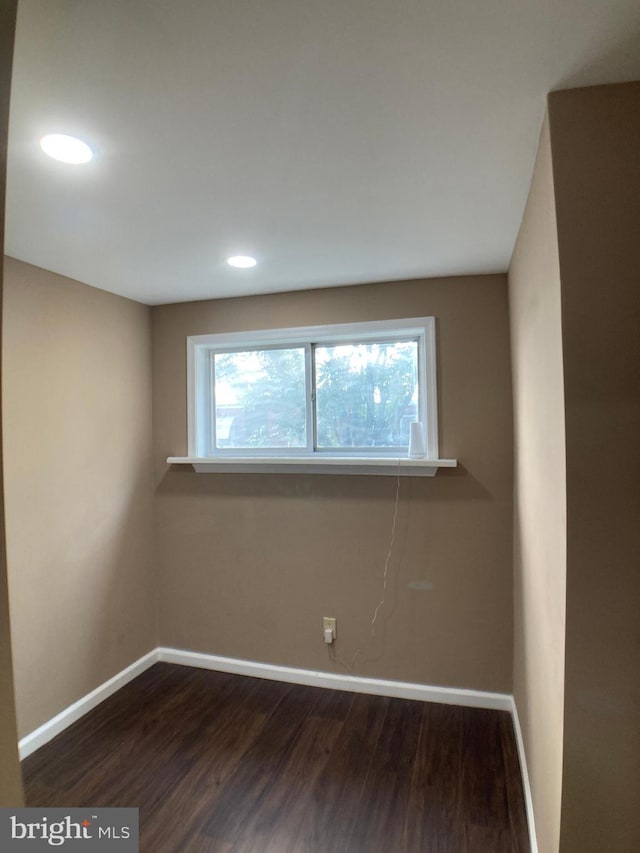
{"left": 187, "top": 317, "right": 439, "bottom": 460}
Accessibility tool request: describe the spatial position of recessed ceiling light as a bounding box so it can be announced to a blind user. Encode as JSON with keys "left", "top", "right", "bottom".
{"left": 226, "top": 255, "right": 257, "bottom": 269}
{"left": 40, "top": 134, "right": 93, "bottom": 164}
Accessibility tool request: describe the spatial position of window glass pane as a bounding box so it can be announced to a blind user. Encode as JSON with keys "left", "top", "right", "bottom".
{"left": 315, "top": 340, "right": 418, "bottom": 449}
{"left": 213, "top": 348, "right": 306, "bottom": 449}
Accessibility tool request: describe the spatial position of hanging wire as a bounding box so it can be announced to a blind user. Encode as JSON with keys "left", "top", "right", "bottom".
{"left": 328, "top": 460, "right": 402, "bottom": 673}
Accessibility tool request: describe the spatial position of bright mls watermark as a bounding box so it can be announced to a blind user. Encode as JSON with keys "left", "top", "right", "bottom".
{"left": 0, "top": 809, "right": 138, "bottom": 851}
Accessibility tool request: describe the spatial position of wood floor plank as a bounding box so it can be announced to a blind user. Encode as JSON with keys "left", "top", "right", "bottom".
{"left": 141, "top": 676, "right": 295, "bottom": 852}
{"left": 198, "top": 683, "right": 321, "bottom": 845}
{"left": 293, "top": 692, "right": 389, "bottom": 853}
{"left": 231, "top": 687, "right": 353, "bottom": 853}
{"left": 458, "top": 707, "right": 511, "bottom": 832}
{"left": 345, "top": 696, "right": 423, "bottom": 853}
{"left": 23, "top": 664, "right": 530, "bottom": 853}
{"left": 23, "top": 663, "right": 198, "bottom": 789}
{"left": 62, "top": 667, "right": 257, "bottom": 813}
{"left": 405, "top": 702, "right": 464, "bottom": 852}
{"left": 499, "top": 713, "right": 531, "bottom": 853}
{"left": 464, "top": 821, "right": 515, "bottom": 853}
{"left": 183, "top": 837, "right": 233, "bottom": 853}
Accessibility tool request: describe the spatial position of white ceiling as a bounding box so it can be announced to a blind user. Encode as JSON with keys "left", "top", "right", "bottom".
{"left": 6, "top": 1, "right": 640, "bottom": 305}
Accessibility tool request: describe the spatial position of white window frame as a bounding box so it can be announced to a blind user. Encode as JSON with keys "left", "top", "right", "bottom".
{"left": 186, "top": 317, "right": 440, "bottom": 461}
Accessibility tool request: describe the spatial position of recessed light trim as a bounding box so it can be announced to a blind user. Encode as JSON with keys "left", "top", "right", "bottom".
{"left": 227, "top": 255, "right": 257, "bottom": 269}
{"left": 40, "top": 134, "right": 93, "bottom": 164}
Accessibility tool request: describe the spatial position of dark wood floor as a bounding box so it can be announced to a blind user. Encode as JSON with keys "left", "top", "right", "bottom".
{"left": 23, "top": 663, "right": 530, "bottom": 852}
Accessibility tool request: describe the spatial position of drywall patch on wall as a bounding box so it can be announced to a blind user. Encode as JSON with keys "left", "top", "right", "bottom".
{"left": 407, "top": 580, "right": 434, "bottom": 591}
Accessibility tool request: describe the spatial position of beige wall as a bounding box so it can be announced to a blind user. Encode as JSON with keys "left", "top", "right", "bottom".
{"left": 508, "top": 117, "right": 566, "bottom": 853}
{"left": 152, "top": 274, "right": 514, "bottom": 691}
{"left": 0, "top": 0, "right": 23, "bottom": 807}
{"left": 2, "top": 258, "right": 156, "bottom": 737}
{"left": 548, "top": 83, "right": 640, "bottom": 853}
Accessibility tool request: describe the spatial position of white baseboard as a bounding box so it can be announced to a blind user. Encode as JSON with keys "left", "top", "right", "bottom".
{"left": 509, "top": 696, "right": 539, "bottom": 853}
{"left": 19, "top": 646, "right": 512, "bottom": 761}
{"left": 156, "top": 647, "right": 513, "bottom": 711}
{"left": 19, "top": 646, "right": 534, "bottom": 852}
{"left": 18, "top": 649, "right": 159, "bottom": 760}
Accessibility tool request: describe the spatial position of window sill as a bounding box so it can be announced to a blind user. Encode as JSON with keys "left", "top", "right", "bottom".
{"left": 166, "top": 456, "right": 458, "bottom": 477}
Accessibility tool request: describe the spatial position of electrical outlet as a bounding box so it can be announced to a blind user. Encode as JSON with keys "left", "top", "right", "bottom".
{"left": 323, "top": 617, "right": 337, "bottom": 639}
